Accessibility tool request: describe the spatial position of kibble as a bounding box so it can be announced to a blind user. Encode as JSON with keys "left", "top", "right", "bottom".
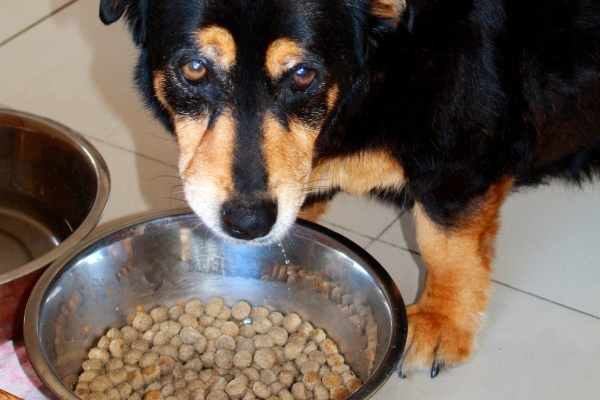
{"left": 231, "top": 350, "right": 251, "bottom": 369}
{"left": 132, "top": 312, "right": 153, "bottom": 332}
{"left": 225, "top": 376, "right": 248, "bottom": 398}
{"left": 204, "top": 298, "right": 224, "bottom": 317}
{"left": 282, "top": 314, "right": 302, "bottom": 334}
{"left": 75, "top": 297, "right": 362, "bottom": 400}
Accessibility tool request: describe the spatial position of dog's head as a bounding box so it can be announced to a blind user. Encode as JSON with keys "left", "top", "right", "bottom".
{"left": 100, "top": 0, "right": 407, "bottom": 244}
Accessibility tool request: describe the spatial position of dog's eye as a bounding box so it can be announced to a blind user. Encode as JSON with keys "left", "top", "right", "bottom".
{"left": 291, "top": 67, "right": 316, "bottom": 90}
{"left": 181, "top": 60, "right": 208, "bottom": 85}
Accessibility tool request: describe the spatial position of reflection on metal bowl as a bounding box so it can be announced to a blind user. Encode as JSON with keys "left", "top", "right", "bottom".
{"left": 0, "top": 108, "right": 109, "bottom": 341}
{"left": 25, "top": 210, "right": 406, "bottom": 399}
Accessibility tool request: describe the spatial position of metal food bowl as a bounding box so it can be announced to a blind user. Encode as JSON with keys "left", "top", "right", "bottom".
{"left": 0, "top": 108, "right": 110, "bottom": 341}
{"left": 24, "top": 211, "right": 407, "bottom": 399}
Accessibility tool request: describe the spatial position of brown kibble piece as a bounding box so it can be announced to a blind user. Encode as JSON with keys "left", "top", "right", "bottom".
{"left": 313, "top": 383, "right": 329, "bottom": 400}
{"left": 233, "top": 350, "right": 253, "bottom": 369}
{"left": 205, "top": 297, "right": 225, "bottom": 317}
{"left": 89, "top": 375, "right": 111, "bottom": 392}
{"left": 143, "top": 389, "right": 164, "bottom": 400}
{"left": 184, "top": 299, "right": 205, "bottom": 317}
{"left": 329, "top": 386, "right": 350, "bottom": 400}
{"left": 322, "top": 372, "right": 342, "bottom": 388}
{"left": 76, "top": 297, "right": 360, "bottom": 400}
{"left": 282, "top": 314, "right": 302, "bottom": 334}
{"left": 252, "top": 381, "right": 272, "bottom": 399}
{"left": 214, "top": 349, "right": 234, "bottom": 369}
{"left": 225, "top": 375, "right": 248, "bottom": 398}
{"left": 230, "top": 301, "right": 252, "bottom": 320}
{"left": 254, "top": 348, "right": 277, "bottom": 370}
{"left": 132, "top": 312, "right": 153, "bottom": 332}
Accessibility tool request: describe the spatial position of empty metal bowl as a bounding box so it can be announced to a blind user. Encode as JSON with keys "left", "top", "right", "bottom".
{"left": 25, "top": 210, "right": 407, "bottom": 399}
{"left": 0, "top": 108, "right": 110, "bottom": 341}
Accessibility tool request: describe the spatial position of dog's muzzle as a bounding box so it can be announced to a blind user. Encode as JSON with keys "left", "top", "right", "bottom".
{"left": 220, "top": 195, "right": 278, "bottom": 240}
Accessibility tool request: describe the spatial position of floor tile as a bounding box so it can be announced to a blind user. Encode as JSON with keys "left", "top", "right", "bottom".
{"left": 0, "top": 0, "right": 72, "bottom": 44}
{"left": 103, "top": 107, "right": 179, "bottom": 167}
{"left": 89, "top": 139, "right": 186, "bottom": 226}
{"left": 494, "top": 183, "right": 600, "bottom": 317}
{"left": 317, "top": 221, "right": 374, "bottom": 249}
{"left": 372, "top": 283, "right": 600, "bottom": 400}
{"left": 378, "top": 211, "right": 419, "bottom": 252}
{"left": 364, "top": 240, "right": 425, "bottom": 305}
{"left": 0, "top": 0, "right": 142, "bottom": 149}
{"left": 319, "top": 194, "right": 402, "bottom": 239}
{"left": 373, "top": 182, "right": 600, "bottom": 317}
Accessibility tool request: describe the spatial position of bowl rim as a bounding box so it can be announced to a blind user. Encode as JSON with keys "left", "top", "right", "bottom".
{"left": 0, "top": 108, "right": 111, "bottom": 285}
{"left": 24, "top": 209, "right": 407, "bottom": 400}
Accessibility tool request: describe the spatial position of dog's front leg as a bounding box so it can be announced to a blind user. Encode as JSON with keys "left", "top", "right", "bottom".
{"left": 401, "top": 178, "right": 513, "bottom": 377}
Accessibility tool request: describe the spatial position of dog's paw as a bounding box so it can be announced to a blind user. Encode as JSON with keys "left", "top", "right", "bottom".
{"left": 399, "top": 304, "right": 479, "bottom": 378}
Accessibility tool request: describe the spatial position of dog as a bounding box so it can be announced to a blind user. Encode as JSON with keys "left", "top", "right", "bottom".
{"left": 99, "top": 0, "right": 600, "bottom": 377}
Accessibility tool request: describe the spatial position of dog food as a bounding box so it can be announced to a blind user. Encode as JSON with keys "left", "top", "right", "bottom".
{"left": 74, "top": 298, "right": 362, "bottom": 400}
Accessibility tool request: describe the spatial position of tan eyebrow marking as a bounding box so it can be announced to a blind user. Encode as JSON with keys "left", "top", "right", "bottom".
{"left": 196, "top": 26, "right": 237, "bottom": 71}
{"left": 265, "top": 38, "right": 304, "bottom": 79}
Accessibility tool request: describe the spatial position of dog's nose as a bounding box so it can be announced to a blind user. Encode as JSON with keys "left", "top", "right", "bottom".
{"left": 220, "top": 196, "right": 278, "bottom": 240}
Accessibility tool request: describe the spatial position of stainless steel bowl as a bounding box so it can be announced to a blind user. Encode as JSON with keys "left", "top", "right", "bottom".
{"left": 25, "top": 210, "right": 406, "bottom": 399}
{"left": 0, "top": 108, "right": 110, "bottom": 341}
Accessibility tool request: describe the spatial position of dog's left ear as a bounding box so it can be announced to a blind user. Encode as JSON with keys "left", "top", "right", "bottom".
{"left": 99, "top": 0, "right": 148, "bottom": 45}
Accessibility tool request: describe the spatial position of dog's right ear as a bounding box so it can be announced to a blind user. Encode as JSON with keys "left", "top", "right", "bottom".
{"left": 99, "top": 0, "right": 147, "bottom": 45}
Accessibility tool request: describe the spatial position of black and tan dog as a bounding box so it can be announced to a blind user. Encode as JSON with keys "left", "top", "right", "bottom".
{"left": 99, "top": 0, "right": 600, "bottom": 376}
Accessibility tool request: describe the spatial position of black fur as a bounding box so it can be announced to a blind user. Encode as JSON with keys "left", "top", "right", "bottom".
{"left": 99, "top": 0, "right": 600, "bottom": 375}
{"left": 100, "top": 0, "right": 600, "bottom": 227}
{"left": 319, "top": 0, "right": 600, "bottom": 226}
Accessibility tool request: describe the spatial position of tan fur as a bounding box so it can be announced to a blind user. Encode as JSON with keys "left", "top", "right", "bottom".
{"left": 168, "top": 112, "right": 237, "bottom": 238}
{"left": 403, "top": 178, "right": 513, "bottom": 373}
{"left": 172, "top": 116, "right": 210, "bottom": 173}
{"left": 196, "top": 26, "right": 237, "bottom": 71}
{"left": 263, "top": 114, "right": 318, "bottom": 195}
{"left": 265, "top": 38, "right": 304, "bottom": 80}
{"left": 326, "top": 85, "right": 340, "bottom": 113}
{"left": 299, "top": 201, "right": 330, "bottom": 222}
{"left": 371, "top": 0, "right": 407, "bottom": 26}
{"left": 261, "top": 115, "right": 322, "bottom": 236}
{"left": 152, "top": 71, "right": 171, "bottom": 113}
{"left": 309, "top": 150, "right": 405, "bottom": 196}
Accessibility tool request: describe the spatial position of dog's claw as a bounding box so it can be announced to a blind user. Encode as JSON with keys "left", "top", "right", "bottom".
{"left": 398, "top": 362, "right": 407, "bottom": 379}
{"left": 430, "top": 360, "right": 442, "bottom": 378}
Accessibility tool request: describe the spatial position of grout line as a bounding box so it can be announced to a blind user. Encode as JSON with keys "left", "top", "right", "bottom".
{"left": 86, "top": 135, "right": 179, "bottom": 169}
{"left": 319, "top": 204, "right": 597, "bottom": 320}
{"left": 320, "top": 220, "right": 376, "bottom": 243}
{"left": 374, "top": 211, "right": 405, "bottom": 241}
{"left": 491, "top": 280, "right": 600, "bottom": 320}
{"left": 0, "top": 0, "right": 79, "bottom": 47}
{"left": 321, "top": 215, "right": 421, "bottom": 254}
{"left": 325, "top": 218, "right": 598, "bottom": 320}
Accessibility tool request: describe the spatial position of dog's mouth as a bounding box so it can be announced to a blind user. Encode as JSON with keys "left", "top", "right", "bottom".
{"left": 187, "top": 191, "right": 301, "bottom": 245}
{"left": 172, "top": 108, "right": 320, "bottom": 245}
{"left": 182, "top": 177, "right": 310, "bottom": 246}
{"left": 219, "top": 195, "right": 278, "bottom": 240}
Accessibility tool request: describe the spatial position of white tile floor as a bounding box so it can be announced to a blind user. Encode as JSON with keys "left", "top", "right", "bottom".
{"left": 1, "top": 1, "right": 599, "bottom": 399}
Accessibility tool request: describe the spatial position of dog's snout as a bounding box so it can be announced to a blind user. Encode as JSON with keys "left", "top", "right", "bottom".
{"left": 220, "top": 197, "right": 278, "bottom": 240}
